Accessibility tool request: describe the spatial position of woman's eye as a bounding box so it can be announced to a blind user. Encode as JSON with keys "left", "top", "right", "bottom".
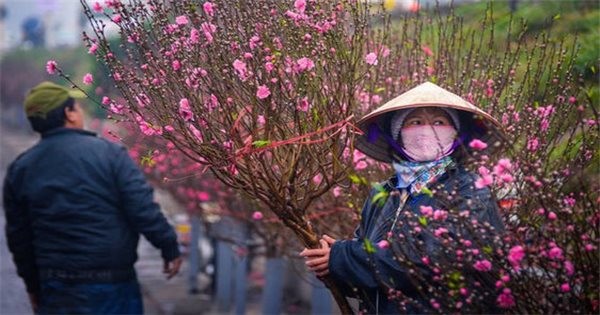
{"left": 408, "top": 120, "right": 422, "bottom": 125}
{"left": 433, "top": 120, "right": 448, "bottom": 125}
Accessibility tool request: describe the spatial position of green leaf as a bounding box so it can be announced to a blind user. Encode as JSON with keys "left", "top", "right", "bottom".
{"left": 553, "top": 14, "right": 560, "bottom": 20}
{"left": 372, "top": 190, "right": 389, "bottom": 207}
{"left": 140, "top": 150, "right": 155, "bottom": 167}
{"left": 374, "top": 87, "right": 386, "bottom": 93}
{"left": 420, "top": 187, "right": 433, "bottom": 197}
{"left": 252, "top": 140, "right": 271, "bottom": 148}
{"left": 349, "top": 174, "right": 362, "bottom": 184}
{"left": 363, "top": 238, "right": 376, "bottom": 254}
{"left": 418, "top": 216, "right": 428, "bottom": 226}
{"left": 483, "top": 245, "right": 493, "bottom": 255}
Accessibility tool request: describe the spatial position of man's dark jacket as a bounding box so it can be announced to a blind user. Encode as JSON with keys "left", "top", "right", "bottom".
{"left": 3, "top": 128, "right": 180, "bottom": 294}
{"left": 329, "top": 165, "right": 504, "bottom": 314}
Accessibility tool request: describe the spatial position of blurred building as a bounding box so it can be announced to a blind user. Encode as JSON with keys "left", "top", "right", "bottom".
{"left": 0, "top": 0, "right": 88, "bottom": 53}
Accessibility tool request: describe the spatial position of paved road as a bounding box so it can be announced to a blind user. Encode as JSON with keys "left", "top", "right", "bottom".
{"left": 0, "top": 125, "right": 38, "bottom": 315}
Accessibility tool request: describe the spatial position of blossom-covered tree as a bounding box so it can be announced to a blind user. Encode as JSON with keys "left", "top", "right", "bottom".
{"left": 73, "top": 0, "right": 393, "bottom": 311}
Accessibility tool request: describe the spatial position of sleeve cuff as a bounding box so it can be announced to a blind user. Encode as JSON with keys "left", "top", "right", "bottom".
{"left": 161, "top": 240, "right": 181, "bottom": 262}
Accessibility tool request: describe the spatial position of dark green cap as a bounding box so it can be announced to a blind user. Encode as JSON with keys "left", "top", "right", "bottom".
{"left": 24, "top": 81, "right": 86, "bottom": 118}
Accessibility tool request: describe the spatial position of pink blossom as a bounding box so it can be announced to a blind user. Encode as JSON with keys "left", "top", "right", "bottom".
{"left": 257, "top": 115, "right": 266, "bottom": 126}
{"left": 460, "top": 288, "right": 469, "bottom": 296}
{"left": 548, "top": 246, "right": 564, "bottom": 260}
{"left": 249, "top": 35, "right": 260, "bottom": 50}
{"left": 332, "top": 186, "right": 342, "bottom": 197}
{"left": 353, "top": 150, "right": 366, "bottom": 163}
{"left": 243, "top": 52, "right": 253, "bottom": 59}
{"left": 112, "top": 14, "right": 122, "bottom": 23}
{"left": 46, "top": 60, "right": 57, "bottom": 74}
{"left": 297, "top": 97, "right": 310, "bottom": 112}
{"left": 175, "top": 15, "right": 189, "bottom": 25}
{"left": 421, "top": 256, "right": 430, "bottom": 265}
{"left": 102, "top": 96, "right": 111, "bottom": 105}
{"left": 365, "top": 52, "right": 378, "bottom": 65}
{"left": 548, "top": 212, "right": 557, "bottom": 220}
{"left": 469, "top": 139, "right": 488, "bottom": 150}
{"left": 475, "top": 175, "right": 493, "bottom": 189}
{"left": 188, "top": 124, "right": 203, "bottom": 141}
{"left": 312, "top": 174, "right": 322, "bottom": 185}
{"left": 127, "top": 34, "right": 138, "bottom": 43}
{"left": 585, "top": 244, "right": 594, "bottom": 251}
{"left": 527, "top": 137, "right": 539, "bottom": 151}
{"left": 172, "top": 60, "right": 181, "bottom": 71}
{"left": 496, "top": 289, "right": 515, "bottom": 308}
{"left": 252, "top": 211, "right": 263, "bottom": 220}
{"left": 197, "top": 191, "right": 210, "bottom": 201}
{"left": 474, "top": 259, "right": 492, "bottom": 271}
{"left": 265, "top": 62, "right": 274, "bottom": 73}
{"left": 256, "top": 85, "right": 271, "bottom": 99}
{"left": 82, "top": 73, "right": 93, "bottom": 85}
{"left": 422, "top": 45, "right": 433, "bottom": 56}
{"left": 109, "top": 103, "right": 123, "bottom": 114}
{"left": 189, "top": 28, "right": 200, "bottom": 44}
{"left": 179, "top": 98, "right": 194, "bottom": 121}
{"left": 92, "top": 2, "right": 103, "bottom": 13}
{"left": 563, "top": 196, "right": 576, "bottom": 207}
{"left": 564, "top": 260, "right": 575, "bottom": 276}
{"left": 377, "top": 240, "right": 389, "bottom": 249}
{"left": 381, "top": 46, "right": 390, "bottom": 57}
{"left": 561, "top": 283, "right": 570, "bottom": 292}
{"left": 434, "top": 227, "right": 448, "bottom": 237}
{"left": 113, "top": 72, "right": 122, "bottom": 81}
{"left": 294, "top": 0, "right": 306, "bottom": 13}
{"left": 568, "top": 96, "right": 577, "bottom": 104}
{"left": 508, "top": 245, "right": 525, "bottom": 270}
{"left": 203, "top": 2, "right": 215, "bottom": 16}
{"left": 499, "top": 174, "right": 514, "bottom": 183}
{"left": 285, "top": 10, "right": 307, "bottom": 22}
{"left": 297, "top": 57, "right": 315, "bottom": 72}
{"left": 355, "top": 161, "right": 368, "bottom": 170}
{"left": 420, "top": 205, "right": 433, "bottom": 217}
{"left": 165, "top": 125, "right": 175, "bottom": 132}
{"left": 88, "top": 43, "right": 98, "bottom": 54}
{"left": 201, "top": 22, "right": 216, "bottom": 43}
{"left": 433, "top": 210, "right": 448, "bottom": 221}
{"left": 232, "top": 59, "right": 248, "bottom": 81}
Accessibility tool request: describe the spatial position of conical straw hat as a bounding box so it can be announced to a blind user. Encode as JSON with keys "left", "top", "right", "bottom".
{"left": 355, "top": 81, "right": 505, "bottom": 163}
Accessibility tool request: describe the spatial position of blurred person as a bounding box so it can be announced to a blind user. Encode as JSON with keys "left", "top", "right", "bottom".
{"left": 301, "top": 82, "right": 505, "bottom": 314}
{"left": 3, "top": 81, "right": 182, "bottom": 314}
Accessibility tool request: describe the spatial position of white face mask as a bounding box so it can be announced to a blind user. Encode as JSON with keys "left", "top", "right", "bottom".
{"left": 400, "top": 125, "right": 457, "bottom": 161}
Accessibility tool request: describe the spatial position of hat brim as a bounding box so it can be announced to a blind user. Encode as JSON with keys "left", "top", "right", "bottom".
{"left": 67, "top": 89, "right": 87, "bottom": 99}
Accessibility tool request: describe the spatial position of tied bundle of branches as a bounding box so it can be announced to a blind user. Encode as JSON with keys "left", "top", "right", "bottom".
{"left": 75, "top": 0, "right": 391, "bottom": 312}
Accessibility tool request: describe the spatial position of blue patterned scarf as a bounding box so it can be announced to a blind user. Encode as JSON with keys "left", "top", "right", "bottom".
{"left": 392, "top": 156, "right": 454, "bottom": 194}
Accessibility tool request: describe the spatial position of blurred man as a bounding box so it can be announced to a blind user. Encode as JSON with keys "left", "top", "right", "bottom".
{"left": 3, "top": 81, "right": 182, "bottom": 314}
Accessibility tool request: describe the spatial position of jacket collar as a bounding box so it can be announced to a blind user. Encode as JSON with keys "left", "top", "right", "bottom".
{"left": 41, "top": 127, "right": 97, "bottom": 139}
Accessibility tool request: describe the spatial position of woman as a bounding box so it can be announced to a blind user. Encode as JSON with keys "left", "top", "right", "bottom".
{"left": 301, "top": 82, "right": 506, "bottom": 314}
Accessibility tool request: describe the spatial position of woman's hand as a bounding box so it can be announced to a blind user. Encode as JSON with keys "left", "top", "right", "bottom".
{"left": 299, "top": 234, "right": 337, "bottom": 277}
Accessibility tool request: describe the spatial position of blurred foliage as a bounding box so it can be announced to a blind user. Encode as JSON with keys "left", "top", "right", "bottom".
{"left": 453, "top": 0, "right": 599, "bottom": 82}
